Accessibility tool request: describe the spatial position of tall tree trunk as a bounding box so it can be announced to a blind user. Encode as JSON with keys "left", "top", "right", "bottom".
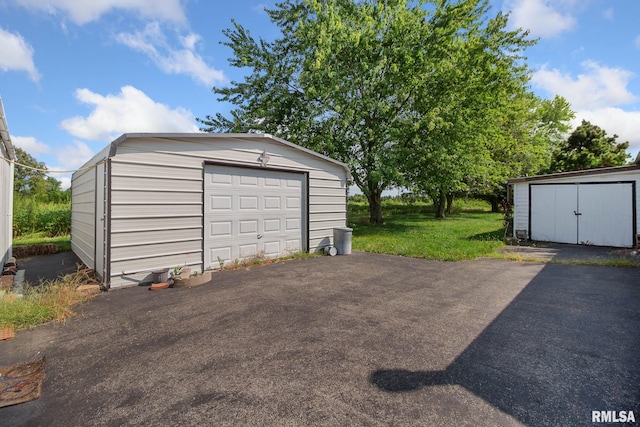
{"left": 367, "top": 185, "right": 384, "bottom": 225}
{"left": 490, "top": 196, "right": 500, "bottom": 213}
{"left": 434, "top": 189, "right": 446, "bottom": 219}
{"left": 446, "top": 193, "right": 454, "bottom": 215}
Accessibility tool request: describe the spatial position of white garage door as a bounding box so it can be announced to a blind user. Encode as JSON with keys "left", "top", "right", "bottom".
{"left": 530, "top": 183, "right": 634, "bottom": 247}
{"left": 204, "top": 165, "right": 305, "bottom": 269}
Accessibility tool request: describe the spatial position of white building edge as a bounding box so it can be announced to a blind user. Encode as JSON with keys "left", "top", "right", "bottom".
{"left": 0, "top": 98, "right": 16, "bottom": 267}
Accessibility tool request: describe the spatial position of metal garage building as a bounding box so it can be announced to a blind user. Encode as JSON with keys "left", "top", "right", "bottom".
{"left": 71, "top": 133, "right": 350, "bottom": 288}
{"left": 0, "top": 99, "right": 16, "bottom": 267}
{"left": 508, "top": 164, "right": 640, "bottom": 248}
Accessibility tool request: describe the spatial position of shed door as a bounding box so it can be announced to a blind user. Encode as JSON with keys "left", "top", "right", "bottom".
{"left": 204, "top": 165, "right": 305, "bottom": 270}
{"left": 531, "top": 185, "right": 577, "bottom": 244}
{"left": 530, "top": 183, "right": 634, "bottom": 247}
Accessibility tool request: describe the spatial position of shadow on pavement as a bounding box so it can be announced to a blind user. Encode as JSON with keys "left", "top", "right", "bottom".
{"left": 370, "top": 262, "right": 640, "bottom": 425}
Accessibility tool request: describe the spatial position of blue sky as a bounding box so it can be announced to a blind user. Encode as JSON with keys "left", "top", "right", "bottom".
{"left": 1, "top": 0, "right": 639, "bottom": 189}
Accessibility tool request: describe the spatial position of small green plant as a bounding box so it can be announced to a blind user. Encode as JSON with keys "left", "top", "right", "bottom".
{"left": 216, "top": 256, "right": 225, "bottom": 269}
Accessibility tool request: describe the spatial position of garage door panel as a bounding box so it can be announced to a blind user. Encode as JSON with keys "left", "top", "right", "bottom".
{"left": 209, "top": 173, "right": 232, "bottom": 185}
{"left": 264, "top": 219, "right": 281, "bottom": 233}
{"left": 286, "top": 239, "right": 301, "bottom": 251}
{"left": 265, "top": 178, "right": 280, "bottom": 187}
{"left": 265, "top": 197, "right": 281, "bottom": 209}
{"left": 209, "top": 247, "right": 231, "bottom": 263}
{"left": 210, "top": 221, "right": 232, "bottom": 237}
{"left": 211, "top": 196, "right": 232, "bottom": 210}
{"left": 239, "top": 244, "right": 258, "bottom": 258}
{"left": 286, "top": 218, "right": 301, "bottom": 231}
{"left": 239, "top": 220, "right": 258, "bottom": 234}
{"left": 264, "top": 241, "right": 280, "bottom": 257}
{"left": 240, "top": 175, "right": 258, "bottom": 186}
{"left": 530, "top": 183, "right": 634, "bottom": 248}
{"left": 531, "top": 185, "right": 577, "bottom": 244}
{"left": 239, "top": 196, "right": 258, "bottom": 210}
{"left": 204, "top": 165, "right": 305, "bottom": 269}
{"left": 578, "top": 183, "right": 633, "bottom": 247}
{"left": 286, "top": 197, "right": 300, "bottom": 209}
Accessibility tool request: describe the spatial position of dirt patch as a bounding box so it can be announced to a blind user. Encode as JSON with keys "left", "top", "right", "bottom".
{"left": 12, "top": 245, "right": 58, "bottom": 258}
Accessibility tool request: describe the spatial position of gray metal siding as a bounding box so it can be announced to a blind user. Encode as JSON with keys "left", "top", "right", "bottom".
{"left": 0, "top": 144, "right": 12, "bottom": 266}
{"left": 106, "top": 135, "right": 348, "bottom": 288}
{"left": 71, "top": 167, "right": 96, "bottom": 269}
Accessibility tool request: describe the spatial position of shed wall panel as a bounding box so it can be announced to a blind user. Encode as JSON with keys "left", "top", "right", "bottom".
{"left": 71, "top": 167, "right": 96, "bottom": 269}
{"left": 0, "top": 144, "right": 13, "bottom": 266}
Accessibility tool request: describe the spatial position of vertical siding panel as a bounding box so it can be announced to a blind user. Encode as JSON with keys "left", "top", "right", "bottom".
{"left": 71, "top": 167, "right": 96, "bottom": 269}
{"left": 513, "top": 183, "right": 529, "bottom": 237}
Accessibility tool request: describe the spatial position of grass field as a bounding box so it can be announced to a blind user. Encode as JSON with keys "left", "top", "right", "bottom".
{"left": 13, "top": 233, "right": 71, "bottom": 251}
{"left": 348, "top": 198, "right": 506, "bottom": 261}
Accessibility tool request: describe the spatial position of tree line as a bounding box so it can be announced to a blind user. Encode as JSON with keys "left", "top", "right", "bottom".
{"left": 14, "top": 147, "right": 69, "bottom": 204}
{"left": 199, "top": 0, "right": 630, "bottom": 223}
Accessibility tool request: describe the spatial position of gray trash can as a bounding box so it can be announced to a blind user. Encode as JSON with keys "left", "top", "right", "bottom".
{"left": 333, "top": 227, "right": 353, "bottom": 255}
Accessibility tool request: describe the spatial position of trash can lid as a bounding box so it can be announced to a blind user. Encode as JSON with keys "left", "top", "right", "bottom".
{"left": 334, "top": 227, "right": 353, "bottom": 232}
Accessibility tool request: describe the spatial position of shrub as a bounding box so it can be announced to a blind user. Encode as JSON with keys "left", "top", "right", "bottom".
{"left": 13, "top": 199, "right": 71, "bottom": 237}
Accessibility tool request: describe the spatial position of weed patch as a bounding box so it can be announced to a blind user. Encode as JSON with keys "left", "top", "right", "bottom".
{"left": 0, "top": 269, "right": 98, "bottom": 330}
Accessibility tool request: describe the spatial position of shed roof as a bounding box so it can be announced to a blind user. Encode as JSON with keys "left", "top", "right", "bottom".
{"left": 0, "top": 98, "right": 16, "bottom": 161}
{"left": 78, "top": 133, "right": 350, "bottom": 176}
{"left": 507, "top": 164, "right": 640, "bottom": 184}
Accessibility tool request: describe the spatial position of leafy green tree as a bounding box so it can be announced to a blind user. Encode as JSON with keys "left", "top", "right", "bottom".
{"left": 13, "top": 147, "right": 68, "bottom": 203}
{"left": 200, "top": 0, "right": 535, "bottom": 223}
{"left": 14, "top": 147, "right": 47, "bottom": 196}
{"left": 472, "top": 95, "right": 574, "bottom": 211}
{"left": 549, "top": 120, "right": 630, "bottom": 172}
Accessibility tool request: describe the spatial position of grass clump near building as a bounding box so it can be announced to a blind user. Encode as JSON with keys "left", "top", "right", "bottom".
{"left": 0, "top": 269, "right": 98, "bottom": 331}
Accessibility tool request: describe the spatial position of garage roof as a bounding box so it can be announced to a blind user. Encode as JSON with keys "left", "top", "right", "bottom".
{"left": 0, "top": 98, "right": 16, "bottom": 161}
{"left": 507, "top": 164, "right": 640, "bottom": 184}
{"left": 104, "top": 133, "right": 350, "bottom": 175}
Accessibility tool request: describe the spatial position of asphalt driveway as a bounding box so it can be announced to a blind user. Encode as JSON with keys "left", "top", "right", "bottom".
{"left": 1, "top": 252, "right": 639, "bottom": 426}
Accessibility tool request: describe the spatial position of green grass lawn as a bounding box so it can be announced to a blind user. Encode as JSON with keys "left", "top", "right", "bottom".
{"left": 349, "top": 199, "right": 505, "bottom": 261}
{"left": 13, "top": 233, "right": 71, "bottom": 251}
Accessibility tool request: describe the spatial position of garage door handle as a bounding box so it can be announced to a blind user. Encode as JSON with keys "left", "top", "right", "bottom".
{"left": 574, "top": 210, "right": 582, "bottom": 216}
{"left": 257, "top": 233, "right": 263, "bottom": 239}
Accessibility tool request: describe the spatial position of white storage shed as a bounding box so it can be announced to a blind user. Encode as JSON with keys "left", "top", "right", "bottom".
{"left": 508, "top": 164, "right": 640, "bottom": 248}
{"left": 71, "top": 133, "right": 350, "bottom": 288}
{"left": 0, "top": 99, "right": 16, "bottom": 267}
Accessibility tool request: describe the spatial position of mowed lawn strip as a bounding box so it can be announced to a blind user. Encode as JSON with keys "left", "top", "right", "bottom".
{"left": 349, "top": 199, "right": 505, "bottom": 261}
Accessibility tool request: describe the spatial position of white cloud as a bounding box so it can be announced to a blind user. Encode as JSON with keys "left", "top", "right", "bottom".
{"left": 532, "top": 61, "right": 637, "bottom": 110}
{"left": 60, "top": 86, "right": 199, "bottom": 141}
{"left": 14, "top": 0, "right": 185, "bottom": 25}
{"left": 46, "top": 140, "right": 96, "bottom": 189}
{"left": 571, "top": 108, "right": 640, "bottom": 158}
{"left": 0, "top": 27, "right": 40, "bottom": 82}
{"left": 603, "top": 8, "right": 614, "bottom": 21}
{"left": 54, "top": 140, "right": 94, "bottom": 169}
{"left": 116, "top": 23, "right": 225, "bottom": 86}
{"left": 12, "top": 135, "right": 50, "bottom": 155}
{"left": 504, "top": 0, "right": 576, "bottom": 37}
{"left": 635, "top": 35, "right": 640, "bottom": 49}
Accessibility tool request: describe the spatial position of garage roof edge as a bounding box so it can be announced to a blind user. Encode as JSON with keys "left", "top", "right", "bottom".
{"left": 507, "top": 164, "right": 640, "bottom": 184}
{"left": 83, "top": 133, "right": 350, "bottom": 177}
